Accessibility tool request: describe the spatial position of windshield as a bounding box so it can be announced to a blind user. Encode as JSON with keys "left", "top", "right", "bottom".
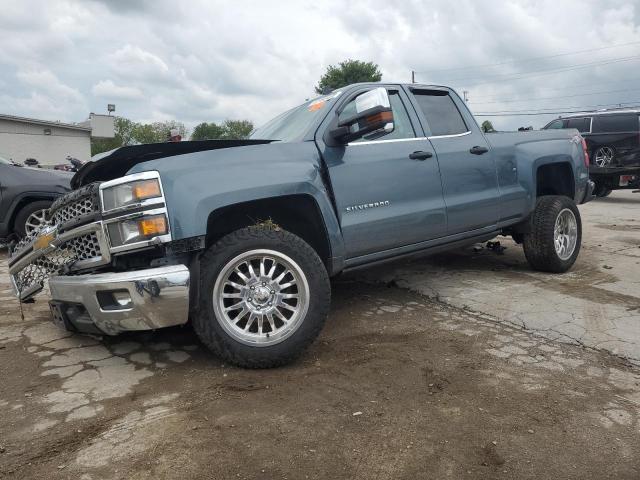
{"left": 250, "top": 90, "right": 343, "bottom": 142}
{"left": 0, "top": 155, "right": 12, "bottom": 165}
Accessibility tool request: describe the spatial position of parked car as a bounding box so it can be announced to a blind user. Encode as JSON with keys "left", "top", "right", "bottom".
{"left": 0, "top": 155, "right": 72, "bottom": 240}
{"left": 8, "top": 83, "right": 593, "bottom": 368}
{"left": 543, "top": 109, "right": 640, "bottom": 196}
{"left": 23, "top": 158, "right": 40, "bottom": 168}
{"left": 54, "top": 156, "right": 85, "bottom": 172}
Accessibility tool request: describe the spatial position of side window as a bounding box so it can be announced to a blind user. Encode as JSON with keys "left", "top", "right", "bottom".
{"left": 566, "top": 117, "right": 590, "bottom": 133}
{"left": 545, "top": 119, "right": 564, "bottom": 129}
{"left": 593, "top": 114, "right": 638, "bottom": 133}
{"left": 338, "top": 90, "right": 415, "bottom": 142}
{"left": 411, "top": 90, "right": 468, "bottom": 136}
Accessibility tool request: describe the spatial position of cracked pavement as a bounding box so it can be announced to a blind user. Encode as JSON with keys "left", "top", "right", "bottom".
{"left": 0, "top": 191, "right": 639, "bottom": 479}
{"left": 360, "top": 191, "right": 640, "bottom": 365}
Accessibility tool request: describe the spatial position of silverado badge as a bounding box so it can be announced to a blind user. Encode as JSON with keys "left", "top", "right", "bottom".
{"left": 345, "top": 200, "right": 390, "bottom": 213}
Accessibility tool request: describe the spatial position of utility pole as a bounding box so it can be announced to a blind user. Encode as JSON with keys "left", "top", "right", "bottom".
{"left": 463, "top": 90, "right": 469, "bottom": 102}
{"left": 411, "top": 70, "right": 415, "bottom": 84}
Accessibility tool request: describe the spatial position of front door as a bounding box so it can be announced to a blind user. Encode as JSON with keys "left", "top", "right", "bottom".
{"left": 317, "top": 86, "right": 447, "bottom": 259}
{"left": 407, "top": 88, "right": 500, "bottom": 235}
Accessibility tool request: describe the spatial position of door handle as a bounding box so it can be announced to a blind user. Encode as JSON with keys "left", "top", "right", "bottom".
{"left": 409, "top": 151, "right": 433, "bottom": 161}
{"left": 470, "top": 145, "right": 489, "bottom": 155}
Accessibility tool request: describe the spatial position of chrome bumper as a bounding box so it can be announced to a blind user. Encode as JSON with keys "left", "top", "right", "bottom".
{"left": 48, "top": 264, "right": 190, "bottom": 335}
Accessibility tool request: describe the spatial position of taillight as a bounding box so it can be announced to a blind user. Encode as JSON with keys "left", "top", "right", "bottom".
{"left": 581, "top": 137, "right": 589, "bottom": 167}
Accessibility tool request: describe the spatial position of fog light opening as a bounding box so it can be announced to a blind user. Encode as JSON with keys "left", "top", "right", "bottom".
{"left": 97, "top": 289, "right": 133, "bottom": 311}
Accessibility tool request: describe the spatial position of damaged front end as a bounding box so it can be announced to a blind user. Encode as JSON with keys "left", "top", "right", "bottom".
{"left": 7, "top": 171, "right": 190, "bottom": 335}
{"left": 8, "top": 183, "right": 109, "bottom": 301}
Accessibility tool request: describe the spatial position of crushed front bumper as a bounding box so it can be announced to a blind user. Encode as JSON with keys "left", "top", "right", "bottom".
{"left": 48, "top": 264, "right": 190, "bottom": 335}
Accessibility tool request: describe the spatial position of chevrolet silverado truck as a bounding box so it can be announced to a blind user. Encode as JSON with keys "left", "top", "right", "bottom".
{"left": 8, "top": 83, "right": 594, "bottom": 368}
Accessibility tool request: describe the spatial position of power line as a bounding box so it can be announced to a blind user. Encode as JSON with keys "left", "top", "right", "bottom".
{"left": 474, "top": 101, "right": 640, "bottom": 116}
{"left": 469, "top": 87, "right": 640, "bottom": 105}
{"left": 468, "top": 77, "right": 640, "bottom": 100}
{"left": 412, "top": 40, "right": 640, "bottom": 75}
{"left": 475, "top": 107, "right": 640, "bottom": 117}
{"left": 444, "top": 56, "right": 640, "bottom": 88}
{"left": 441, "top": 54, "right": 640, "bottom": 84}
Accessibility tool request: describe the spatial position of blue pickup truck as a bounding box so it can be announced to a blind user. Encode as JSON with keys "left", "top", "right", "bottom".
{"left": 8, "top": 83, "right": 594, "bottom": 367}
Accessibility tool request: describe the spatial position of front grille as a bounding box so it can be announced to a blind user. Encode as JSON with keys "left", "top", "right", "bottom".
{"left": 48, "top": 183, "right": 100, "bottom": 229}
{"left": 12, "top": 231, "right": 106, "bottom": 299}
{"left": 52, "top": 197, "right": 96, "bottom": 226}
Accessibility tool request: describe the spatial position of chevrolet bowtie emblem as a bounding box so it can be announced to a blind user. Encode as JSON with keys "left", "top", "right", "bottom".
{"left": 33, "top": 230, "right": 57, "bottom": 250}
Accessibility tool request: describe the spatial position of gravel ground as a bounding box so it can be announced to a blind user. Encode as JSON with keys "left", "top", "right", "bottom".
{"left": 0, "top": 193, "right": 639, "bottom": 479}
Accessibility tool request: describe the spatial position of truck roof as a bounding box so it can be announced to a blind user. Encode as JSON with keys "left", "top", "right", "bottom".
{"left": 560, "top": 108, "right": 640, "bottom": 119}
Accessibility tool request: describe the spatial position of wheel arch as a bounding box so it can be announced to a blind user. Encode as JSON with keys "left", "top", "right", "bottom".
{"left": 535, "top": 162, "right": 575, "bottom": 199}
{"left": 205, "top": 194, "right": 334, "bottom": 272}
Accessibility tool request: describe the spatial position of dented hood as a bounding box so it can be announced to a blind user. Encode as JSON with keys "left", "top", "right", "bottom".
{"left": 71, "top": 139, "right": 272, "bottom": 189}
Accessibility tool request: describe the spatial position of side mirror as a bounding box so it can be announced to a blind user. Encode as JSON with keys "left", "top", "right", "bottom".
{"left": 330, "top": 87, "right": 394, "bottom": 143}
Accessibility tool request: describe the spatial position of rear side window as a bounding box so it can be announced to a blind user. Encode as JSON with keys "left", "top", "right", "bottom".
{"left": 592, "top": 114, "right": 638, "bottom": 133}
{"left": 545, "top": 119, "right": 564, "bottom": 129}
{"left": 566, "top": 117, "right": 591, "bottom": 133}
{"left": 411, "top": 90, "right": 468, "bottom": 136}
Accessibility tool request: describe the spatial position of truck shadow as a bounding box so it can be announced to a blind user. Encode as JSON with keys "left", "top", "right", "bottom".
{"left": 594, "top": 194, "right": 640, "bottom": 204}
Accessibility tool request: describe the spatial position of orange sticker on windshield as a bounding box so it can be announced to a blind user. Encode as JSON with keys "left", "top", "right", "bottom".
{"left": 308, "top": 100, "right": 326, "bottom": 112}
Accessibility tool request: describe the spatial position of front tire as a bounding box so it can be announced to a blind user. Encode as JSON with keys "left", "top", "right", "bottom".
{"left": 194, "top": 226, "right": 331, "bottom": 368}
{"left": 522, "top": 196, "right": 582, "bottom": 273}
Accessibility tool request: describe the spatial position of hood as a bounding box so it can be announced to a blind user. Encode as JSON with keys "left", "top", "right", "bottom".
{"left": 10, "top": 164, "right": 73, "bottom": 186}
{"left": 23, "top": 166, "right": 74, "bottom": 178}
{"left": 71, "top": 139, "right": 273, "bottom": 188}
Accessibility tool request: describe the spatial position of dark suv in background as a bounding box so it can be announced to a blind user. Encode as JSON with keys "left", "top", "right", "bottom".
{"left": 544, "top": 109, "right": 640, "bottom": 196}
{"left": 0, "top": 155, "right": 71, "bottom": 241}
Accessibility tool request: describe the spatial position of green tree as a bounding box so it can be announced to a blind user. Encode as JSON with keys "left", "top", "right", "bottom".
{"left": 90, "top": 117, "right": 136, "bottom": 156}
{"left": 130, "top": 123, "right": 158, "bottom": 144}
{"left": 221, "top": 119, "right": 253, "bottom": 139}
{"left": 315, "top": 59, "right": 382, "bottom": 94}
{"left": 131, "top": 120, "right": 188, "bottom": 144}
{"left": 190, "top": 120, "right": 254, "bottom": 140}
{"left": 191, "top": 122, "right": 225, "bottom": 141}
{"left": 481, "top": 120, "right": 496, "bottom": 133}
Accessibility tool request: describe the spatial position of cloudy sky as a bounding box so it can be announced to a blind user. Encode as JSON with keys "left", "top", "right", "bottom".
{"left": 1, "top": 0, "right": 639, "bottom": 133}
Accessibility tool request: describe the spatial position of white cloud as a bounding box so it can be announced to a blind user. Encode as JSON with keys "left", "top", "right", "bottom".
{"left": 107, "top": 44, "right": 169, "bottom": 79}
{"left": 91, "top": 79, "right": 143, "bottom": 100}
{"left": 0, "top": 0, "right": 638, "bottom": 130}
{"left": 16, "top": 68, "right": 84, "bottom": 103}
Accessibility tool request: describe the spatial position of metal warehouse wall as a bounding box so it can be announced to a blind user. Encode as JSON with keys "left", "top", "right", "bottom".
{"left": 0, "top": 119, "right": 91, "bottom": 166}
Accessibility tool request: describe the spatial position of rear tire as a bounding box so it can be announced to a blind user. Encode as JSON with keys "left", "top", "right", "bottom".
{"left": 593, "top": 182, "right": 612, "bottom": 198}
{"left": 14, "top": 200, "right": 51, "bottom": 238}
{"left": 522, "top": 196, "right": 582, "bottom": 273}
{"left": 193, "top": 226, "right": 331, "bottom": 368}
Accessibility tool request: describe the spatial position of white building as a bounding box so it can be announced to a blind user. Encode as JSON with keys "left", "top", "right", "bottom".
{"left": 0, "top": 113, "right": 114, "bottom": 166}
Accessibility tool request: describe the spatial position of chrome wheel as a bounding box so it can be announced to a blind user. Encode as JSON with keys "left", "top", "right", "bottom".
{"left": 212, "top": 249, "right": 310, "bottom": 346}
{"left": 24, "top": 209, "right": 48, "bottom": 237}
{"left": 594, "top": 146, "right": 614, "bottom": 167}
{"left": 554, "top": 208, "right": 578, "bottom": 260}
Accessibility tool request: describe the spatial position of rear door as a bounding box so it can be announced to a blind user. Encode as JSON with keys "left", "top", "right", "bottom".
{"left": 591, "top": 114, "right": 640, "bottom": 165}
{"left": 405, "top": 87, "right": 500, "bottom": 235}
{"left": 316, "top": 85, "right": 447, "bottom": 259}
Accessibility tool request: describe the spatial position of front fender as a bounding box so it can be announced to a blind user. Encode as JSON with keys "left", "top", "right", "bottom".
{"left": 127, "top": 142, "right": 346, "bottom": 272}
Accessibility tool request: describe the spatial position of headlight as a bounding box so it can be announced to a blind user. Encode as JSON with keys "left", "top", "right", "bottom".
{"left": 101, "top": 178, "right": 162, "bottom": 212}
{"left": 107, "top": 214, "right": 168, "bottom": 247}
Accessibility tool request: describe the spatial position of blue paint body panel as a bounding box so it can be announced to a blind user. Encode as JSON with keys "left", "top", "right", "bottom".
{"left": 102, "top": 83, "right": 591, "bottom": 276}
